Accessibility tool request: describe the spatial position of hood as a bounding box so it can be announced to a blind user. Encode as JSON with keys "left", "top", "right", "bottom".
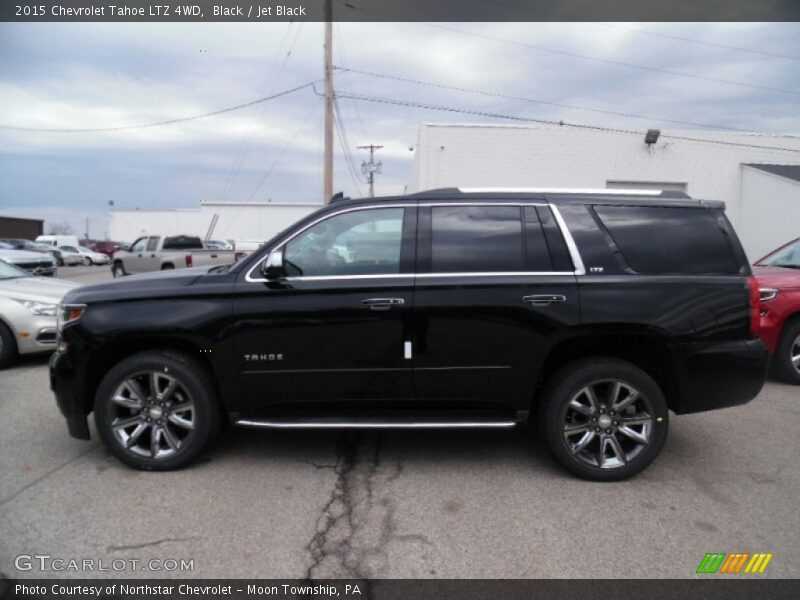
{"left": 752, "top": 265, "right": 800, "bottom": 290}
{"left": 64, "top": 266, "right": 218, "bottom": 305}
{"left": 0, "top": 249, "right": 55, "bottom": 262}
{"left": 0, "top": 276, "right": 79, "bottom": 303}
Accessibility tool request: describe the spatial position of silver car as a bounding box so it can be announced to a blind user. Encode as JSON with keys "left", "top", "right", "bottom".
{"left": 0, "top": 260, "right": 79, "bottom": 367}
{"left": 0, "top": 244, "right": 58, "bottom": 277}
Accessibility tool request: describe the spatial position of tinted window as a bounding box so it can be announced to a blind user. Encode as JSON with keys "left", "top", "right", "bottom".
{"left": 163, "top": 236, "right": 203, "bottom": 250}
{"left": 146, "top": 237, "right": 159, "bottom": 251}
{"left": 284, "top": 208, "right": 404, "bottom": 277}
{"left": 431, "top": 206, "right": 524, "bottom": 273}
{"left": 594, "top": 206, "right": 740, "bottom": 274}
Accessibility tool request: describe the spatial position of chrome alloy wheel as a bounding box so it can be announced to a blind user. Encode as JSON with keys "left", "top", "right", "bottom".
{"left": 109, "top": 371, "right": 195, "bottom": 459}
{"left": 562, "top": 379, "right": 654, "bottom": 469}
{"left": 791, "top": 334, "right": 800, "bottom": 375}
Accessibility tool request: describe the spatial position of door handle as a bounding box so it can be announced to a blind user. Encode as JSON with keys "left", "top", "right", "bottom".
{"left": 362, "top": 298, "right": 405, "bottom": 310}
{"left": 523, "top": 294, "right": 566, "bottom": 306}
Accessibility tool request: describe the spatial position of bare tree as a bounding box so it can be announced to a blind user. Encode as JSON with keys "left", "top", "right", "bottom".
{"left": 47, "top": 221, "right": 74, "bottom": 235}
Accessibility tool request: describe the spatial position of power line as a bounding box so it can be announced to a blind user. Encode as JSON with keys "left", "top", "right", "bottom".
{"left": 335, "top": 66, "right": 800, "bottom": 138}
{"left": 473, "top": 0, "right": 800, "bottom": 61}
{"left": 424, "top": 22, "right": 800, "bottom": 98}
{"left": 335, "top": 2, "right": 800, "bottom": 97}
{"left": 337, "top": 91, "right": 800, "bottom": 154}
{"left": 0, "top": 81, "right": 320, "bottom": 133}
{"left": 333, "top": 95, "right": 366, "bottom": 196}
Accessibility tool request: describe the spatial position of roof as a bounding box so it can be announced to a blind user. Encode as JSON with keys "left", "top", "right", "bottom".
{"left": 743, "top": 164, "right": 800, "bottom": 183}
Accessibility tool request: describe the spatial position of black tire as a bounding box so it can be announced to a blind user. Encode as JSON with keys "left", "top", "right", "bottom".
{"left": 540, "top": 358, "right": 669, "bottom": 481}
{"left": 94, "top": 351, "right": 221, "bottom": 470}
{"left": 162, "top": 263, "right": 175, "bottom": 270}
{"left": 111, "top": 261, "right": 127, "bottom": 278}
{"left": 83, "top": 257, "right": 92, "bottom": 266}
{"left": 773, "top": 319, "right": 800, "bottom": 385}
{"left": 57, "top": 257, "right": 65, "bottom": 267}
{"left": 0, "top": 321, "right": 18, "bottom": 369}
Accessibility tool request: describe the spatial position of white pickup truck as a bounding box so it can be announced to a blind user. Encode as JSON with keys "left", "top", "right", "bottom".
{"left": 111, "top": 235, "right": 235, "bottom": 277}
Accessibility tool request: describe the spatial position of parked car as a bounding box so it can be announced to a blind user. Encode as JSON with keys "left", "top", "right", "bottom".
{"left": 74, "top": 246, "right": 111, "bottom": 266}
{"left": 205, "top": 239, "right": 234, "bottom": 250}
{"left": 0, "top": 259, "right": 78, "bottom": 367}
{"left": 110, "top": 234, "right": 235, "bottom": 277}
{"left": 0, "top": 238, "right": 63, "bottom": 265}
{"left": 56, "top": 246, "right": 84, "bottom": 266}
{"left": 0, "top": 244, "right": 58, "bottom": 277}
{"left": 753, "top": 237, "right": 800, "bottom": 385}
{"left": 36, "top": 234, "right": 81, "bottom": 249}
{"left": 51, "top": 189, "right": 767, "bottom": 480}
{"left": 90, "top": 240, "right": 124, "bottom": 259}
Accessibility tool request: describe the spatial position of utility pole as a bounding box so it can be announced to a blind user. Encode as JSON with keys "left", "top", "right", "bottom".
{"left": 358, "top": 145, "right": 383, "bottom": 198}
{"left": 323, "top": 0, "right": 334, "bottom": 204}
{"left": 85, "top": 217, "right": 89, "bottom": 242}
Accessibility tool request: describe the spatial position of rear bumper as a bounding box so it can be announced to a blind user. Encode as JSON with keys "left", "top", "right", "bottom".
{"left": 50, "top": 348, "right": 91, "bottom": 440}
{"left": 674, "top": 339, "right": 769, "bottom": 414}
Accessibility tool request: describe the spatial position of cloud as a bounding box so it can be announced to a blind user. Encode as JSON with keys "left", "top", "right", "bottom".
{"left": 0, "top": 20, "right": 799, "bottom": 230}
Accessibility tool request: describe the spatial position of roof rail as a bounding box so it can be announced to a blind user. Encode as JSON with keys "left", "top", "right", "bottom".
{"left": 456, "top": 187, "right": 667, "bottom": 196}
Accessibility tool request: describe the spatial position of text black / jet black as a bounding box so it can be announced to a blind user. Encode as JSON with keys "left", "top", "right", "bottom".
{"left": 51, "top": 188, "right": 768, "bottom": 480}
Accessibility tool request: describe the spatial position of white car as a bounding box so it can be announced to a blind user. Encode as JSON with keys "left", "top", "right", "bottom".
{"left": 55, "top": 245, "right": 85, "bottom": 266}
{"left": 76, "top": 245, "right": 111, "bottom": 265}
{"left": 0, "top": 259, "right": 79, "bottom": 367}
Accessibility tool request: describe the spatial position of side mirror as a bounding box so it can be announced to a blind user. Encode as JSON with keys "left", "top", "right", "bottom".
{"left": 261, "top": 250, "right": 286, "bottom": 280}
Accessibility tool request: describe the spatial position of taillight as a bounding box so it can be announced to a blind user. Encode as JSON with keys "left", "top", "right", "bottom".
{"left": 185, "top": 253, "right": 193, "bottom": 267}
{"left": 747, "top": 276, "right": 760, "bottom": 336}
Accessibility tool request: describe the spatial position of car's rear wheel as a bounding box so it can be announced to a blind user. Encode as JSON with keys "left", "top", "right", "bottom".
{"left": 0, "top": 321, "right": 18, "bottom": 369}
{"left": 111, "top": 261, "right": 127, "bottom": 278}
{"left": 773, "top": 319, "right": 800, "bottom": 385}
{"left": 540, "top": 358, "right": 669, "bottom": 481}
{"left": 94, "top": 351, "right": 221, "bottom": 470}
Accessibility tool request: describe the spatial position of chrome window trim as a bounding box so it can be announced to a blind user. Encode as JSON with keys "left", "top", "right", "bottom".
{"left": 550, "top": 205, "right": 586, "bottom": 276}
{"left": 245, "top": 201, "right": 583, "bottom": 282}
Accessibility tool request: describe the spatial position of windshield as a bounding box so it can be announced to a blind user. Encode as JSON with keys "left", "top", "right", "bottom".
{"left": 0, "top": 259, "right": 31, "bottom": 279}
{"left": 758, "top": 239, "right": 800, "bottom": 268}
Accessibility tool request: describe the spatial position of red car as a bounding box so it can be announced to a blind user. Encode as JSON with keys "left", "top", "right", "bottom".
{"left": 753, "top": 237, "right": 800, "bottom": 385}
{"left": 89, "top": 240, "right": 124, "bottom": 258}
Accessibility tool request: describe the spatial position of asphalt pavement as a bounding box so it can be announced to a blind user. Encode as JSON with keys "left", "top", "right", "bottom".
{"left": 0, "top": 266, "right": 798, "bottom": 579}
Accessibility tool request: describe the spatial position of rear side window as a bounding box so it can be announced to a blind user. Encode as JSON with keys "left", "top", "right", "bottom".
{"left": 594, "top": 206, "right": 740, "bottom": 274}
{"left": 163, "top": 236, "right": 203, "bottom": 250}
{"left": 431, "top": 206, "right": 524, "bottom": 272}
{"left": 146, "top": 237, "right": 159, "bottom": 251}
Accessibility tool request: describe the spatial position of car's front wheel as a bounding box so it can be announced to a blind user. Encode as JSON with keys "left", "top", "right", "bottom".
{"left": 111, "top": 261, "right": 127, "bottom": 278}
{"left": 94, "top": 351, "right": 221, "bottom": 470}
{"left": 83, "top": 256, "right": 92, "bottom": 266}
{"left": 0, "top": 321, "right": 18, "bottom": 369}
{"left": 773, "top": 319, "right": 800, "bottom": 385}
{"left": 540, "top": 358, "right": 669, "bottom": 481}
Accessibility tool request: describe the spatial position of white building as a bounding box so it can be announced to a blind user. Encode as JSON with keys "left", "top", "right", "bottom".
{"left": 408, "top": 123, "right": 800, "bottom": 261}
{"left": 109, "top": 200, "right": 322, "bottom": 245}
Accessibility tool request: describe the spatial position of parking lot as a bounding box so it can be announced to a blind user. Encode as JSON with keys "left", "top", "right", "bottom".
{"left": 0, "top": 265, "right": 798, "bottom": 579}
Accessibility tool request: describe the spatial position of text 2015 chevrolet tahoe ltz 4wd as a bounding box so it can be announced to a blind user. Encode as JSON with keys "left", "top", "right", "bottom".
{"left": 51, "top": 189, "right": 768, "bottom": 480}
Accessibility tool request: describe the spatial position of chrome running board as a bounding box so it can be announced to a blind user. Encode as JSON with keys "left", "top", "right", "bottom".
{"left": 234, "top": 418, "right": 518, "bottom": 430}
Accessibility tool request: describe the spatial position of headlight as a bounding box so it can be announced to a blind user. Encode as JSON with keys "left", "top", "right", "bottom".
{"left": 13, "top": 298, "right": 58, "bottom": 316}
{"left": 57, "top": 303, "right": 86, "bottom": 332}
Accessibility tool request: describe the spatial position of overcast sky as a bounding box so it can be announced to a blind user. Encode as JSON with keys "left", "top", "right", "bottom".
{"left": 1, "top": 21, "right": 799, "bottom": 238}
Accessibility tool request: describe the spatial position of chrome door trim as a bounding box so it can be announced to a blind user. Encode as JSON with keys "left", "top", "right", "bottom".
{"left": 550, "top": 205, "right": 586, "bottom": 276}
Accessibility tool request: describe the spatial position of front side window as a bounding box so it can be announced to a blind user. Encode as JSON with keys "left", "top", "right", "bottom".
{"left": 758, "top": 239, "right": 800, "bottom": 268}
{"left": 283, "top": 208, "right": 405, "bottom": 277}
{"left": 130, "top": 238, "right": 147, "bottom": 252}
{"left": 431, "top": 206, "right": 524, "bottom": 273}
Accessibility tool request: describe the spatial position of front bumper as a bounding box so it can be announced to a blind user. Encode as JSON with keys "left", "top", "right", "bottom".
{"left": 674, "top": 339, "right": 769, "bottom": 414}
{"left": 50, "top": 347, "right": 91, "bottom": 439}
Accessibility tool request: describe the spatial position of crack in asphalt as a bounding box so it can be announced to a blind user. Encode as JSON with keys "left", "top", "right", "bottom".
{"left": 303, "top": 432, "right": 431, "bottom": 583}
{"left": 0, "top": 443, "right": 102, "bottom": 508}
{"left": 108, "top": 537, "right": 198, "bottom": 552}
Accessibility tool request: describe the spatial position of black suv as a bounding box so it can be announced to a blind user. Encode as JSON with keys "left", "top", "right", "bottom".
{"left": 51, "top": 189, "right": 768, "bottom": 480}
